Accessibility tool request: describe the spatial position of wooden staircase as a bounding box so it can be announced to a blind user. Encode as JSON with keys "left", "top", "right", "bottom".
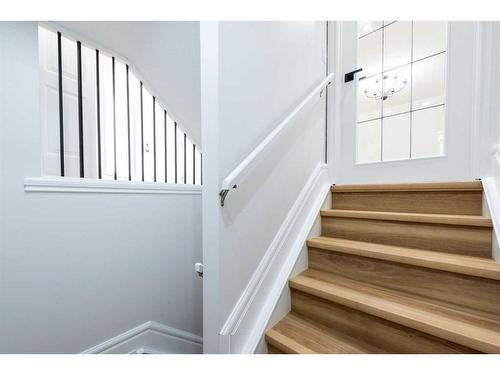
{"left": 265, "top": 181, "right": 500, "bottom": 354}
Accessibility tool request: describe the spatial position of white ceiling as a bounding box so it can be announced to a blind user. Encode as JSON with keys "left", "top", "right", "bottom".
{"left": 56, "top": 21, "right": 202, "bottom": 148}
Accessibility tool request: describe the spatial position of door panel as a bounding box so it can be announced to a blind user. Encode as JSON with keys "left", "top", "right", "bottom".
{"left": 335, "top": 21, "right": 476, "bottom": 184}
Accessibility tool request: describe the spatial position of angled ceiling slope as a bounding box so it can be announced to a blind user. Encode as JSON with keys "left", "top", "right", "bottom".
{"left": 56, "top": 21, "right": 201, "bottom": 148}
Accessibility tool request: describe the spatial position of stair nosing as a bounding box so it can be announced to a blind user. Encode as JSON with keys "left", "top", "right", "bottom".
{"left": 266, "top": 313, "right": 381, "bottom": 354}
{"left": 306, "top": 236, "right": 500, "bottom": 281}
{"left": 265, "top": 328, "right": 317, "bottom": 354}
{"left": 290, "top": 271, "right": 500, "bottom": 353}
{"left": 331, "top": 181, "right": 483, "bottom": 193}
{"left": 320, "top": 209, "right": 493, "bottom": 227}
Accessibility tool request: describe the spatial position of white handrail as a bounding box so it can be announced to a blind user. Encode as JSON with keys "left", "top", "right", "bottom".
{"left": 219, "top": 73, "right": 334, "bottom": 206}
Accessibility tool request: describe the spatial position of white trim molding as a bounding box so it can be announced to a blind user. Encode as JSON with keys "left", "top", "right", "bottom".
{"left": 82, "top": 321, "right": 203, "bottom": 354}
{"left": 24, "top": 176, "right": 202, "bottom": 195}
{"left": 483, "top": 154, "right": 500, "bottom": 263}
{"left": 219, "top": 162, "right": 331, "bottom": 353}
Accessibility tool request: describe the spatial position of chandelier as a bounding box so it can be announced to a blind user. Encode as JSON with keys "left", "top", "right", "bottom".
{"left": 364, "top": 74, "right": 407, "bottom": 101}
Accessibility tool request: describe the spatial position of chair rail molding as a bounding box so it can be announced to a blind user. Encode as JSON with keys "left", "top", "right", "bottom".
{"left": 219, "top": 162, "right": 331, "bottom": 353}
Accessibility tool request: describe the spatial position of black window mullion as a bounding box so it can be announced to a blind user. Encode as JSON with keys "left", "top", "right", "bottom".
{"left": 174, "top": 122, "right": 178, "bottom": 183}
{"left": 153, "top": 96, "right": 157, "bottom": 182}
{"left": 126, "top": 65, "right": 131, "bottom": 181}
{"left": 77, "top": 41, "right": 84, "bottom": 178}
{"left": 140, "top": 81, "right": 144, "bottom": 182}
{"left": 96, "top": 50, "right": 102, "bottom": 179}
{"left": 164, "top": 110, "right": 167, "bottom": 183}
{"left": 112, "top": 56, "right": 117, "bottom": 180}
{"left": 183, "top": 133, "right": 187, "bottom": 184}
{"left": 57, "top": 32, "right": 65, "bottom": 177}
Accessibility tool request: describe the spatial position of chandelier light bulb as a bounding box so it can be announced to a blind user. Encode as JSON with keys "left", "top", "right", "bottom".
{"left": 364, "top": 74, "right": 408, "bottom": 101}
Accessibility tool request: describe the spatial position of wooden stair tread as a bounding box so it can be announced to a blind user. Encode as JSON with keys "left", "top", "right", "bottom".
{"left": 267, "top": 181, "right": 496, "bottom": 354}
{"left": 307, "top": 236, "right": 500, "bottom": 281}
{"left": 320, "top": 209, "right": 492, "bottom": 227}
{"left": 290, "top": 269, "right": 500, "bottom": 353}
{"left": 266, "top": 313, "right": 385, "bottom": 354}
{"left": 265, "top": 327, "right": 316, "bottom": 354}
{"left": 331, "top": 181, "right": 483, "bottom": 193}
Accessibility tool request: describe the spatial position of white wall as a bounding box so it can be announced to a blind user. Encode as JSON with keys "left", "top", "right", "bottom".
{"left": 201, "top": 21, "right": 328, "bottom": 353}
{"left": 55, "top": 21, "right": 202, "bottom": 147}
{"left": 477, "top": 21, "right": 500, "bottom": 261}
{"left": 219, "top": 22, "right": 327, "bottom": 177}
{"left": 478, "top": 21, "right": 500, "bottom": 179}
{"left": 493, "top": 22, "right": 500, "bottom": 186}
{"left": 0, "top": 22, "right": 202, "bottom": 353}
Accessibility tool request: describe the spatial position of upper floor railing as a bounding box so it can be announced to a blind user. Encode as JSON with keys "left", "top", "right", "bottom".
{"left": 219, "top": 73, "right": 334, "bottom": 206}
{"left": 39, "top": 24, "right": 202, "bottom": 185}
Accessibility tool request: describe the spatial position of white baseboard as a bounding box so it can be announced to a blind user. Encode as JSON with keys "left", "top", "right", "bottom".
{"left": 254, "top": 192, "right": 331, "bottom": 354}
{"left": 219, "top": 162, "right": 331, "bottom": 353}
{"left": 81, "top": 321, "right": 202, "bottom": 354}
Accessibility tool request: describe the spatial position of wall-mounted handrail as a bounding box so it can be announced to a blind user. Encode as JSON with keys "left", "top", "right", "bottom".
{"left": 219, "top": 73, "right": 334, "bottom": 206}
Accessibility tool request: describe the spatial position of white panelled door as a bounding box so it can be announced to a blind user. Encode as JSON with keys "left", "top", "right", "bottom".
{"left": 334, "top": 21, "right": 478, "bottom": 184}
